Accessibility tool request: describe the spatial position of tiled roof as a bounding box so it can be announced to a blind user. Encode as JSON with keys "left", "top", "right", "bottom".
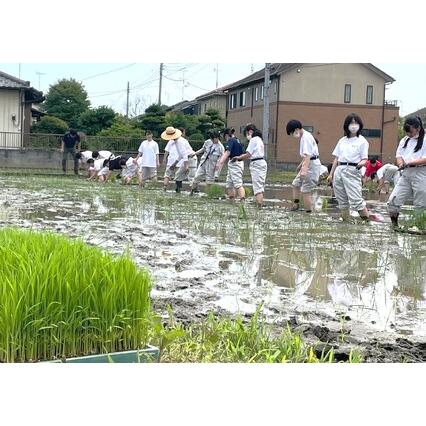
{"left": 0, "top": 70, "right": 31, "bottom": 89}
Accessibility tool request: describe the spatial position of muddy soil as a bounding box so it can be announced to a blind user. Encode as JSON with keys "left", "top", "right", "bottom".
{"left": 0, "top": 175, "right": 425, "bottom": 362}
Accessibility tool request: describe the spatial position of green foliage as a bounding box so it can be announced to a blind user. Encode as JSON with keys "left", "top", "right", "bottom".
{"left": 43, "top": 78, "right": 91, "bottom": 128}
{"left": 135, "top": 103, "right": 168, "bottom": 137}
{"left": 244, "top": 186, "right": 253, "bottom": 197}
{"left": 78, "top": 105, "right": 116, "bottom": 135}
{"left": 206, "top": 184, "right": 225, "bottom": 199}
{"left": 0, "top": 228, "right": 152, "bottom": 362}
{"left": 153, "top": 308, "right": 358, "bottom": 363}
{"left": 31, "top": 115, "right": 69, "bottom": 134}
{"left": 98, "top": 115, "right": 145, "bottom": 138}
{"left": 189, "top": 132, "right": 204, "bottom": 141}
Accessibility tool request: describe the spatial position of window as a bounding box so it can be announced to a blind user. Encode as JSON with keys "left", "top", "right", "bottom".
{"left": 303, "top": 126, "right": 314, "bottom": 133}
{"left": 366, "top": 85, "right": 373, "bottom": 104}
{"left": 229, "top": 93, "right": 237, "bottom": 109}
{"left": 204, "top": 103, "right": 207, "bottom": 112}
{"left": 239, "top": 91, "right": 246, "bottom": 107}
{"left": 273, "top": 80, "right": 278, "bottom": 94}
{"left": 362, "top": 129, "right": 381, "bottom": 138}
{"left": 255, "top": 87, "right": 259, "bottom": 102}
{"left": 260, "top": 85, "right": 264, "bottom": 100}
{"left": 344, "top": 84, "right": 351, "bottom": 103}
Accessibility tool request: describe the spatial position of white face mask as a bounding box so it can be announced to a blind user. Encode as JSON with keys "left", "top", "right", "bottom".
{"left": 292, "top": 131, "right": 301, "bottom": 139}
{"left": 349, "top": 124, "right": 360, "bottom": 134}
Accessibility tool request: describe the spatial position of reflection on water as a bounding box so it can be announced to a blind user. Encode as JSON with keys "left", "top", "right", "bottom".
{"left": 0, "top": 176, "right": 425, "bottom": 336}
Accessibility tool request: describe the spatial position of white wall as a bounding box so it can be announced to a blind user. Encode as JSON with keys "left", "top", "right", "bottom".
{"left": 0, "top": 89, "right": 22, "bottom": 133}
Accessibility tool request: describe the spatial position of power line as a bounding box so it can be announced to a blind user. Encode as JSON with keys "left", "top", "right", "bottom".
{"left": 81, "top": 63, "right": 137, "bottom": 81}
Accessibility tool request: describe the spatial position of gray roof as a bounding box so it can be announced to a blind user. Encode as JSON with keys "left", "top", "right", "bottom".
{"left": 222, "top": 63, "right": 395, "bottom": 91}
{"left": 0, "top": 70, "right": 31, "bottom": 89}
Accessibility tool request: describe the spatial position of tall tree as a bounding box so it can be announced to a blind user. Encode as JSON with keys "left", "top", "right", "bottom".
{"left": 43, "top": 78, "right": 90, "bottom": 128}
{"left": 135, "top": 104, "right": 168, "bottom": 137}
{"left": 78, "top": 106, "right": 116, "bottom": 135}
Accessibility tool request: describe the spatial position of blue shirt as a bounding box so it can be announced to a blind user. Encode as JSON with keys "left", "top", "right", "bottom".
{"left": 225, "top": 137, "right": 243, "bottom": 159}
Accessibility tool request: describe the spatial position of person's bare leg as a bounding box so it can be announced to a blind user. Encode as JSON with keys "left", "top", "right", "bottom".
{"left": 228, "top": 187, "right": 236, "bottom": 199}
{"left": 164, "top": 176, "right": 170, "bottom": 190}
{"left": 237, "top": 186, "right": 245, "bottom": 201}
{"left": 292, "top": 186, "right": 301, "bottom": 210}
{"left": 358, "top": 206, "right": 370, "bottom": 220}
{"left": 255, "top": 192, "right": 264, "bottom": 207}
{"left": 302, "top": 192, "right": 313, "bottom": 212}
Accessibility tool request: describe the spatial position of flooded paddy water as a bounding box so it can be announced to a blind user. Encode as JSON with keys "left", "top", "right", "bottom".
{"left": 1, "top": 175, "right": 425, "bottom": 361}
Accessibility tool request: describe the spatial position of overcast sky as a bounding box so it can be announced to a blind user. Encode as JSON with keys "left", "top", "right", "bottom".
{"left": 0, "top": 63, "right": 423, "bottom": 117}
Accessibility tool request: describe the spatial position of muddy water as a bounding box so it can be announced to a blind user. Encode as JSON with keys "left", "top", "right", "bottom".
{"left": 0, "top": 176, "right": 425, "bottom": 344}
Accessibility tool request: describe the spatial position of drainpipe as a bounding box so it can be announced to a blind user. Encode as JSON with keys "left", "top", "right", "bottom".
{"left": 274, "top": 75, "right": 281, "bottom": 167}
{"left": 380, "top": 82, "right": 387, "bottom": 160}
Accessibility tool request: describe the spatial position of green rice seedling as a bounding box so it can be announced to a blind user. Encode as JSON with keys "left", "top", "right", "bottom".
{"left": 244, "top": 186, "right": 253, "bottom": 198}
{"left": 206, "top": 184, "right": 225, "bottom": 199}
{"left": 154, "top": 307, "right": 359, "bottom": 363}
{"left": 0, "top": 228, "right": 152, "bottom": 362}
{"left": 321, "top": 197, "right": 329, "bottom": 211}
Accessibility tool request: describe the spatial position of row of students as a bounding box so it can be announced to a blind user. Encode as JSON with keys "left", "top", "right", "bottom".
{"left": 286, "top": 114, "right": 426, "bottom": 224}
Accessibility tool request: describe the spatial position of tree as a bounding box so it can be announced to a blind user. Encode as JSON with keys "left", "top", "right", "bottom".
{"left": 31, "top": 115, "right": 69, "bottom": 134}
{"left": 43, "top": 78, "right": 90, "bottom": 128}
{"left": 98, "top": 115, "right": 145, "bottom": 138}
{"left": 195, "top": 108, "right": 226, "bottom": 138}
{"left": 78, "top": 106, "right": 116, "bottom": 135}
{"left": 134, "top": 104, "right": 169, "bottom": 137}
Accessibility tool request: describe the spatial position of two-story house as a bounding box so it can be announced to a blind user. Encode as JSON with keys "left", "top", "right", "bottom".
{"left": 224, "top": 63, "right": 399, "bottom": 166}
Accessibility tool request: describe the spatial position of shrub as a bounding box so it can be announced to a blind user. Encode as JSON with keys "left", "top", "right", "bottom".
{"left": 0, "top": 228, "right": 152, "bottom": 362}
{"left": 31, "top": 115, "right": 69, "bottom": 134}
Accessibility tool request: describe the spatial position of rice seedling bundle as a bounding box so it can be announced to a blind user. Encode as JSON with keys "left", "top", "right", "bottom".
{"left": 0, "top": 228, "right": 151, "bottom": 362}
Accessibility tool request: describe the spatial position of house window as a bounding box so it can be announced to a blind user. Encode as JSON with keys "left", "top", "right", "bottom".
{"left": 229, "top": 93, "right": 237, "bottom": 109}
{"left": 362, "top": 129, "right": 381, "bottom": 138}
{"left": 273, "top": 80, "right": 278, "bottom": 94}
{"left": 366, "top": 85, "right": 373, "bottom": 104}
{"left": 344, "top": 84, "right": 351, "bottom": 103}
{"left": 204, "top": 103, "right": 207, "bottom": 112}
{"left": 303, "top": 126, "right": 314, "bottom": 133}
{"left": 239, "top": 91, "right": 246, "bottom": 107}
{"left": 260, "top": 85, "right": 264, "bottom": 100}
{"left": 255, "top": 87, "right": 259, "bottom": 102}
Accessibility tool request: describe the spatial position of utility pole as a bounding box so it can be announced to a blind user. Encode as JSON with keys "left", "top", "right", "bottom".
{"left": 158, "top": 63, "right": 163, "bottom": 105}
{"left": 18, "top": 64, "right": 21, "bottom": 79}
{"left": 126, "top": 81, "right": 130, "bottom": 118}
{"left": 263, "top": 63, "right": 271, "bottom": 161}
{"left": 215, "top": 63, "right": 219, "bottom": 88}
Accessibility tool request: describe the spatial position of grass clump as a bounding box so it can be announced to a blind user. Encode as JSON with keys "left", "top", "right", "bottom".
{"left": 206, "top": 184, "right": 225, "bottom": 199}
{"left": 152, "top": 308, "right": 362, "bottom": 363}
{"left": 0, "top": 228, "right": 152, "bottom": 362}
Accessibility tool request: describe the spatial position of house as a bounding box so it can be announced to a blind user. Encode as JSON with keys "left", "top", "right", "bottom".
{"left": 194, "top": 89, "right": 227, "bottom": 117}
{"left": 223, "top": 63, "right": 400, "bottom": 166}
{"left": 168, "top": 99, "right": 198, "bottom": 115}
{"left": 0, "top": 70, "right": 44, "bottom": 148}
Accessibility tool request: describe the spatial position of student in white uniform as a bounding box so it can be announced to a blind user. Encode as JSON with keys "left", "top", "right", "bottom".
{"left": 122, "top": 156, "right": 140, "bottom": 184}
{"left": 92, "top": 150, "right": 113, "bottom": 161}
{"left": 190, "top": 131, "right": 225, "bottom": 195}
{"left": 388, "top": 116, "right": 426, "bottom": 227}
{"left": 75, "top": 150, "right": 92, "bottom": 168}
{"left": 87, "top": 158, "right": 106, "bottom": 180}
{"left": 231, "top": 124, "right": 268, "bottom": 207}
{"left": 327, "top": 114, "right": 373, "bottom": 220}
{"left": 377, "top": 163, "right": 400, "bottom": 194}
{"left": 133, "top": 130, "right": 160, "bottom": 187}
{"left": 286, "top": 120, "right": 321, "bottom": 213}
{"left": 162, "top": 127, "right": 192, "bottom": 193}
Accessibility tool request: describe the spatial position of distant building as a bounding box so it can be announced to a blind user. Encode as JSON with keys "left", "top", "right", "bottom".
{"left": 194, "top": 89, "right": 227, "bottom": 117}
{"left": 223, "top": 63, "right": 399, "bottom": 166}
{"left": 0, "top": 70, "right": 44, "bottom": 148}
{"left": 167, "top": 100, "right": 198, "bottom": 115}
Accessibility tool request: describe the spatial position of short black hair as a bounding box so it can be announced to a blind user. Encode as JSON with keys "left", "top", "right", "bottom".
{"left": 146, "top": 130, "right": 153, "bottom": 135}
{"left": 87, "top": 158, "right": 94, "bottom": 164}
{"left": 343, "top": 113, "right": 364, "bottom": 137}
{"left": 119, "top": 158, "right": 127, "bottom": 166}
{"left": 211, "top": 131, "right": 220, "bottom": 139}
{"left": 286, "top": 120, "right": 303, "bottom": 135}
{"left": 92, "top": 151, "right": 99, "bottom": 158}
{"left": 69, "top": 129, "right": 77, "bottom": 135}
{"left": 223, "top": 128, "right": 233, "bottom": 137}
{"left": 75, "top": 152, "right": 83, "bottom": 159}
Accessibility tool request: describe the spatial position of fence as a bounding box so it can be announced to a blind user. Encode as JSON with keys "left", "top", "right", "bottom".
{"left": 0, "top": 131, "right": 206, "bottom": 153}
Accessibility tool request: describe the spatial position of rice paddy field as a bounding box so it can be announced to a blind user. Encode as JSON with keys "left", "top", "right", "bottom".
{"left": 0, "top": 174, "right": 425, "bottom": 362}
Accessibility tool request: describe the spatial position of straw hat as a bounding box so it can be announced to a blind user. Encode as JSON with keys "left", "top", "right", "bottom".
{"left": 161, "top": 126, "right": 182, "bottom": 141}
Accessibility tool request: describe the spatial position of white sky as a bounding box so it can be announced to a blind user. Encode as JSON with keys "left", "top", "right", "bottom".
{"left": 0, "top": 63, "right": 423, "bottom": 117}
